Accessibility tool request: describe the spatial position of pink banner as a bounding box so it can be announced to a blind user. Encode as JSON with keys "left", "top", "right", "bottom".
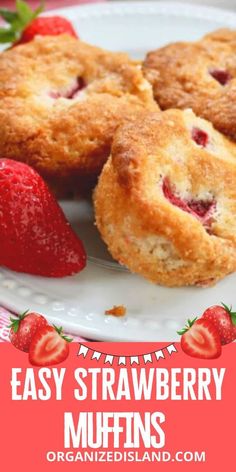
{"left": 0, "top": 341, "right": 234, "bottom": 470}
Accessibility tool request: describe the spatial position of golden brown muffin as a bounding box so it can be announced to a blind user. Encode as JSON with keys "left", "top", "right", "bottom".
{"left": 143, "top": 28, "right": 236, "bottom": 141}
{"left": 0, "top": 35, "right": 156, "bottom": 193}
{"left": 94, "top": 109, "right": 236, "bottom": 287}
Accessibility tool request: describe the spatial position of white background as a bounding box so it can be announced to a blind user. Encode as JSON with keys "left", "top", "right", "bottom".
{"left": 110, "top": 0, "right": 236, "bottom": 11}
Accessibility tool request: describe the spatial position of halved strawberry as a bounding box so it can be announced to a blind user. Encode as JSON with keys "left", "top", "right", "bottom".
{"left": 29, "top": 325, "right": 72, "bottom": 366}
{"left": 178, "top": 318, "right": 222, "bottom": 359}
{"left": 202, "top": 303, "right": 236, "bottom": 345}
{"left": 9, "top": 311, "right": 48, "bottom": 352}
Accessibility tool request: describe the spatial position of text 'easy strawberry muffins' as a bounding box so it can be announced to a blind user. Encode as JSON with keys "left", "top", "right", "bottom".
{"left": 0, "top": 35, "right": 156, "bottom": 193}
{"left": 143, "top": 28, "right": 236, "bottom": 142}
{"left": 94, "top": 109, "right": 236, "bottom": 287}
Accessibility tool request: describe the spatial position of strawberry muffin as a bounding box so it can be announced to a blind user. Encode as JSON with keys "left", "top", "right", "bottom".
{"left": 94, "top": 109, "right": 236, "bottom": 287}
{"left": 143, "top": 28, "right": 236, "bottom": 141}
{"left": 0, "top": 35, "right": 156, "bottom": 193}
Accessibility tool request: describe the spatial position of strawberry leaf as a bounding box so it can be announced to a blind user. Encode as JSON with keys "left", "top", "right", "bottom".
{"left": 177, "top": 316, "right": 198, "bottom": 336}
{"left": 231, "top": 313, "right": 236, "bottom": 326}
{"left": 177, "top": 328, "right": 188, "bottom": 335}
{"left": 53, "top": 324, "right": 73, "bottom": 343}
{"left": 53, "top": 325, "right": 63, "bottom": 334}
{"left": 7, "top": 310, "right": 29, "bottom": 332}
{"left": 8, "top": 317, "right": 20, "bottom": 333}
{"left": 62, "top": 335, "right": 73, "bottom": 343}
{"left": 16, "top": 0, "right": 34, "bottom": 22}
{"left": 221, "top": 302, "right": 236, "bottom": 325}
{"left": 0, "top": 9, "right": 18, "bottom": 23}
{"left": 0, "top": 1, "right": 45, "bottom": 45}
{"left": 221, "top": 302, "right": 232, "bottom": 313}
{"left": 32, "top": 0, "right": 45, "bottom": 19}
{"left": 0, "top": 27, "right": 17, "bottom": 43}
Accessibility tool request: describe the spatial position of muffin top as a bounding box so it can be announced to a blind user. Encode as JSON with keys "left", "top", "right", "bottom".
{"left": 110, "top": 108, "right": 236, "bottom": 253}
{"left": 143, "top": 28, "right": 236, "bottom": 141}
{"left": 0, "top": 34, "right": 155, "bottom": 179}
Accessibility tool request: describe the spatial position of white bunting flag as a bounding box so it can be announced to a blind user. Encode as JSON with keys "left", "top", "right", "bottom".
{"left": 130, "top": 356, "right": 139, "bottom": 365}
{"left": 143, "top": 353, "right": 152, "bottom": 364}
{"left": 166, "top": 344, "right": 177, "bottom": 355}
{"left": 105, "top": 355, "right": 114, "bottom": 365}
{"left": 78, "top": 344, "right": 89, "bottom": 358}
{"left": 118, "top": 356, "right": 126, "bottom": 365}
{"left": 92, "top": 351, "right": 102, "bottom": 361}
{"left": 77, "top": 343, "right": 177, "bottom": 365}
{"left": 155, "top": 350, "right": 165, "bottom": 361}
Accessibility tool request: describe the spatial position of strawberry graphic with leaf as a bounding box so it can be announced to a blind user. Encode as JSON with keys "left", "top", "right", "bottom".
{"left": 178, "top": 303, "right": 236, "bottom": 359}
{"left": 9, "top": 311, "right": 72, "bottom": 366}
{"left": 202, "top": 303, "right": 236, "bottom": 345}
{"left": 9, "top": 311, "right": 48, "bottom": 352}
{"left": 29, "top": 325, "right": 72, "bottom": 366}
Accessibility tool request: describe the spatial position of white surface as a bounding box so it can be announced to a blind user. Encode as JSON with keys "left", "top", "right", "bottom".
{"left": 0, "top": 1, "right": 236, "bottom": 341}
{"left": 116, "top": 0, "right": 236, "bottom": 11}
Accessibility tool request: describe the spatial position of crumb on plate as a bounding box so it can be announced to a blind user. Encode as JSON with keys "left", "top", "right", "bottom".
{"left": 105, "top": 305, "right": 127, "bottom": 317}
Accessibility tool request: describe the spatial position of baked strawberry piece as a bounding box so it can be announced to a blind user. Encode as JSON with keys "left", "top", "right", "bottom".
{"left": 191, "top": 127, "right": 209, "bottom": 147}
{"left": 209, "top": 69, "right": 232, "bottom": 86}
{"left": 0, "top": 159, "right": 86, "bottom": 277}
{"left": 50, "top": 77, "right": 86, "bottom": 100}
{"left": 162, "top": 177, "right": 215, "bottom": 230}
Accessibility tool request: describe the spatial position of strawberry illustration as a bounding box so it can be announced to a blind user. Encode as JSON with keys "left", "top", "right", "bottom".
{"left": 0, "top": 159, "right": 86, "bottom": 277}
{"left": 178, "top": 318, "right": 222, "bottom": 359}
{"left": 9, "top": 311, "right": 48, "bottom": 352}
{"left": 202, "top": 303, "right": 236, "bottom": 345}
{"left": 0, "top": 1, "right": 77, "bottom": 46}
{"left": 29, "top": 325, "right": 72, "bottom": 366}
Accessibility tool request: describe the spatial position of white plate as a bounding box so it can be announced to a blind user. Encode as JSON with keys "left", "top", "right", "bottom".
{"left": 0, "top": 1, "right": 236, "bottom": 341}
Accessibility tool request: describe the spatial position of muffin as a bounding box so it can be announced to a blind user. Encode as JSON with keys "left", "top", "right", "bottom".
{"left": 94, "top": 109, "right": 236, "bottom": 287}
{"left": 0, "top": 34, "right": 156, "bottom": 194}
{"left": 143, "top": 28, "right": 236, "bottom": 141}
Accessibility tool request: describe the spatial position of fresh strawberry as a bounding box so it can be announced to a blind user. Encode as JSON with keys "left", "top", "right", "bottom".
{"left": 202, "top": 303, "right": 236, "bottom": 345}
{"left": 178, "top": 318, "right": 222, "bottom": 359}
{"left": 29, "top": 325, "right": 72, "bottom": 366}
{"left": 0, "top": 159, "right": 86, "bottom": 277}
{"left": 9, "top": 311, "right": 48, "bottom": 352}
{"left": 19, "top": 16, "right": 77, "bottom": 44}
{"left": 0, "top": 1, "right": 77, "bottom": 46}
